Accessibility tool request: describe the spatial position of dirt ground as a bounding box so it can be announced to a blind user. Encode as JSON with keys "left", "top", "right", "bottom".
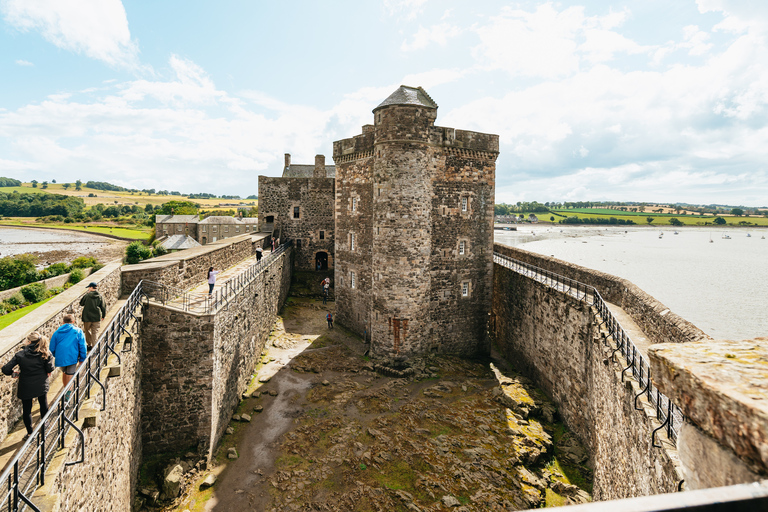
{"left": 154, "top": 299, "right": 592, "bottom": 512}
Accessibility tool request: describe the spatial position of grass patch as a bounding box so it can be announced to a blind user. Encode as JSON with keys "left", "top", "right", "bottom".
{"left": 0, "top": 296, "right": 55, "bottom": 330}
{"left": 0, "top": 219, "right": 151, "bottom": 239}
{"left": 545, "top": 488, "right": 568, "bottom": 507}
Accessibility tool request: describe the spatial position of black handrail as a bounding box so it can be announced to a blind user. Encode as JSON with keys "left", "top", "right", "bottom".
{"left": 493, "top": 252, "right": 683, "bottom": 444}
{"left": 0, "top": 281, "right": 146, "bottom": 512}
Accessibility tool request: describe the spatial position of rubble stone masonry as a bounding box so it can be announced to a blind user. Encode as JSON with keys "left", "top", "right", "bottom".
{"left": 258, "top": 176, "right": 335, "bottom": 271}
{"left": 491, "top": 250, "right": 681, "bottom": 500}
{"left": 333, "top": 94, "right": 498, "bottom": 357}
{"left": 140, "top": 249, "right": 292, "bottom": 458}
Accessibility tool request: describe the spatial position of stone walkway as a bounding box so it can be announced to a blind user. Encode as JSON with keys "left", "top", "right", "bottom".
{"left": 0, "top": 298, "right": 127, "bottom": 474}
{"left": 605, "top": 302, "right": 652, "bottom": 357}
{"left": 163, "top": 248, "right": 273, "bottom": 314}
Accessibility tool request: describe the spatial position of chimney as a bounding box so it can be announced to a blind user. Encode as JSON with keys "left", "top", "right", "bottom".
{"left": 284, "top": 153, "right": 291, "bottom": 169}
{"left": 314, "top": 154, "right": 326, "bottom": 178}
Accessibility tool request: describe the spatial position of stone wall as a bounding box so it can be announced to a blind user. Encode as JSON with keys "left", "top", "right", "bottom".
{"left": 0, "top": 267, "right": 93, "bottom": 302}
{"left": 257, "top": 176, "right": 335, "bottom": 271}
{"left": 0, "top": 259, "right": 122, "bottom": 440}
{"left": 210, "top": 248, "right": 292, "bottom": 453}
{"left": 121, "top": 234, "right": 259, "bottom": 293}
{"left": 140, "top": 248, "right": 293, "bottom": 458}
{"left": 492, "top": 259, "right": 681, "bottom": 500}
{"left": 493, "top": 244, "right": 708, "bottom": 346}
{"left": 48, "top": 322, "right": 142, "bottom": 512}
{"left": 140, "top": 304, "right": 215, "bottom": 456}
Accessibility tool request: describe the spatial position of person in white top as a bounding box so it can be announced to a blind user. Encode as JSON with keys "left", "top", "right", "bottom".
{"left": 207, "top": 267, "right": 220, "bottom": 295}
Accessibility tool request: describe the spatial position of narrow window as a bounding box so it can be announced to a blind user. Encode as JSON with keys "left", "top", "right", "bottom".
{"left": 296, "top": 239, "right": 302, "bottom": 249}
{"left": 319, "top": 230, "right": 325, "bottom": 240}
{"left": 352, "top": 197, "right": 358, "bottom": 211}
{"left": 351, "top": 271, "right": 356, "bottom": 289}
{"left": 459, "top": 241, "right": 465, "bottom": 255}
{"left": 462, "top": 282, "right": 469, "bottom": 297}
{"left": 340, "top": 276, "right": 344, "bottom": 287}
{"left": 293, "top": 206, "right": 300, "bottom": 219}
{"left": 461, "top": 197, "right": 468, "bottom": 212}
{"left": 350, "top": 232, "right": 355, "bottom": 251}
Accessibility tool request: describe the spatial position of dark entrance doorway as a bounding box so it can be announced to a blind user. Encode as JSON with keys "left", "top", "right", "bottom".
{"left": 315, "top": 252, "right": 328, "bottom": 271}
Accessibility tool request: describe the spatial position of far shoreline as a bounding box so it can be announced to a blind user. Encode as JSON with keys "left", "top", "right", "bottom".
{"left": 0, "top": 223, "right": 145, "bottom": 242}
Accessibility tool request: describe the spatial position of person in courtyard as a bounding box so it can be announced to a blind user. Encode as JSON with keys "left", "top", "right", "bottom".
{"left": 256, "top": 247, "right": 263, "bottom": 261}
{"left": 49, "top": 314, "right": 87, "bottom": 401}
{"left": 80, "top": 282, "right": 106, "bottom": 350}
{"left": 327, "top": 312, "right": 334, "bottom": 329}
{"left": 2, "top": 332, "right": 54, "bottom": 439}
{"left": 322, "top": 278, "right": 330, "bottom": 304}
{"left": 208, "top": 267, "right": 220, "bottom": 295}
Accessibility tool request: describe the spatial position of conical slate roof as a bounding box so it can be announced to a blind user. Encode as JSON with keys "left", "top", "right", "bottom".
{"left": 373, "top": 85, "right": 438, "bottom": 112}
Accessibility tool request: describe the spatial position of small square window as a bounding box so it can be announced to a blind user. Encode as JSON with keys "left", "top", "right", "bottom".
{"left": 461, "top": 197, "right": 468, "bottom": 212}
{"left": 459, "top": 241, "right": 465, "bottom": 255}
{"left": 462, "top": 282, "right": 469, "bottom": 297}
{"left": 320, "top": 230, "right": 325, "bottom": 240}
{"left": 293, "top": 206, "right": 300, "bottom": 219}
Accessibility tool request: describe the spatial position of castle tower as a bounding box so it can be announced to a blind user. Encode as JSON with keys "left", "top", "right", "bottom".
{"left": 333, "top": 86, "right": 498, "bottom": 358}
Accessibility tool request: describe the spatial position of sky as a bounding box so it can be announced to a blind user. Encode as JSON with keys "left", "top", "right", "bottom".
{"left": 1, "top": 0, "right": 767, "bottom": 206}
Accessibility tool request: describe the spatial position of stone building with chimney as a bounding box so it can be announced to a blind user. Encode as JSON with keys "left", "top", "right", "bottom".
{"left": 257, "top": 154, "right": 336, "bottom": 271}
{"left": 332, "top": 86, "right": 498, "bottom": 358}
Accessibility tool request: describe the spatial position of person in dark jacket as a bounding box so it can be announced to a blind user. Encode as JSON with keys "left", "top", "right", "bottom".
{"left": 49, "top": 314, "right": 87, "bottom": 400}
{"left": 2, "top": 332, "right": 54, "bottom": 437}
{"left": 80, "top": 282, "right": 106, "bottom": 350}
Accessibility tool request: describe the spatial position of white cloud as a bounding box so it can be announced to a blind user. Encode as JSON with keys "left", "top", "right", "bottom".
{"left": 14, "top": 59, "right": 33, "bottom": 66}
{"left": 0, "top": 57, "right": 398, "bottom": 195}
{"left": 383, "top": 0, "right": 429, "bottom": 21}
{"left": 1, "top": 0, "right": 140, "bottom": 69}
{"left": 401, "top": 23, "right": 462, "bottom": 51}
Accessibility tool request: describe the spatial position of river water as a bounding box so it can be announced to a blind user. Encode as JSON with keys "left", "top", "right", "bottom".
{"left": 495, "top": 226, "right": 768, "bottom": 341}
{"left": 0, "top": 227, "right": 113, "bottom": 263}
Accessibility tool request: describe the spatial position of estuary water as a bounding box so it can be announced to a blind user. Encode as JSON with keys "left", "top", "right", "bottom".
{"left": 0, "top": 227, "right": 114, "bottom": 263}
{"left": 495, "top": 226, "right": 768, "bottom": 341}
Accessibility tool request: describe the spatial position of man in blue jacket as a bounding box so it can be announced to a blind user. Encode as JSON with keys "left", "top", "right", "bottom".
{"left": 49, "top": 314, "right": 87, "bottom": 400}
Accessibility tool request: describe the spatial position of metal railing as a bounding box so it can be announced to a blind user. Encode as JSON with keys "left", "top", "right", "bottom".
{"left": 493, "top": 252, "right": 683, "bottom": 444}
{"left": 0, "top": 281, "right": 146, "bottom": 512}
{"left": 143, "top": 240, "right": 292, "bottom": 315}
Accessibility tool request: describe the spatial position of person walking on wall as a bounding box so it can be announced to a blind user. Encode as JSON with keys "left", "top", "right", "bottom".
{"left": 327, "top": 312, "right": 334, "bottom": 329}
{"left": 2, "top": 332, "right": 54, "bottom": 439}
{"left": 256, "top": 246, "right": 263, "bottom": 261}
{"left": 49, "top": 314, "right": 87, "bottom": 402}
{"left": 80, "top": 282, "right": 106, "bottom": 351}
{"left": 208, "top": 267, "right": 220, "bottom": 295}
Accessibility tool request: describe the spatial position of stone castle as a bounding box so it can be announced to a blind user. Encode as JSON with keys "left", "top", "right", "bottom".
{"left": 260, "top": 85, "right": 499, "bottom": 358}
{"left": 0, "top": 85, "right": 765, "bottom": 511}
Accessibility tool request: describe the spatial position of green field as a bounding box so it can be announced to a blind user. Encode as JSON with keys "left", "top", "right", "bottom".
{"left": 550, "top": 210, "right": 768, "bottom": 226}
{"left": 559, "top": 208, "right": 678, "bottom": 216}
{"left": 0, "top": 296, "right": 55, "bottom": 330}
{"left": 0, "top": 219, "right": 152, "bottom": 240}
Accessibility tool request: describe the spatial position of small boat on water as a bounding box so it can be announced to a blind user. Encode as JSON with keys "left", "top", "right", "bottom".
{"left": 747, "top": 233, "right": 751, "bottom": 237}
{"left": 722, "top": 233, "right": 731, "bottom": 239}
{"left": 674, "top": 231, "right": 679, "bottom": 235}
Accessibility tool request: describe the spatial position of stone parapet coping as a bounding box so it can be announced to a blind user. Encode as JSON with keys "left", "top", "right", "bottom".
{"left": 123, "top": 233, "right": 264, "bottom": 271}
{"left": 649, "top": 338, "right": 768, "bottom": 475}
{"left": 0, "top": 258, "right": 122, "bottom": 357}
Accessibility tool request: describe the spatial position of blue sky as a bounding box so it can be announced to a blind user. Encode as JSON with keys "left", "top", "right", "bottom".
{"left": 1, "top": 0, "right": 767, "bottom": 206}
